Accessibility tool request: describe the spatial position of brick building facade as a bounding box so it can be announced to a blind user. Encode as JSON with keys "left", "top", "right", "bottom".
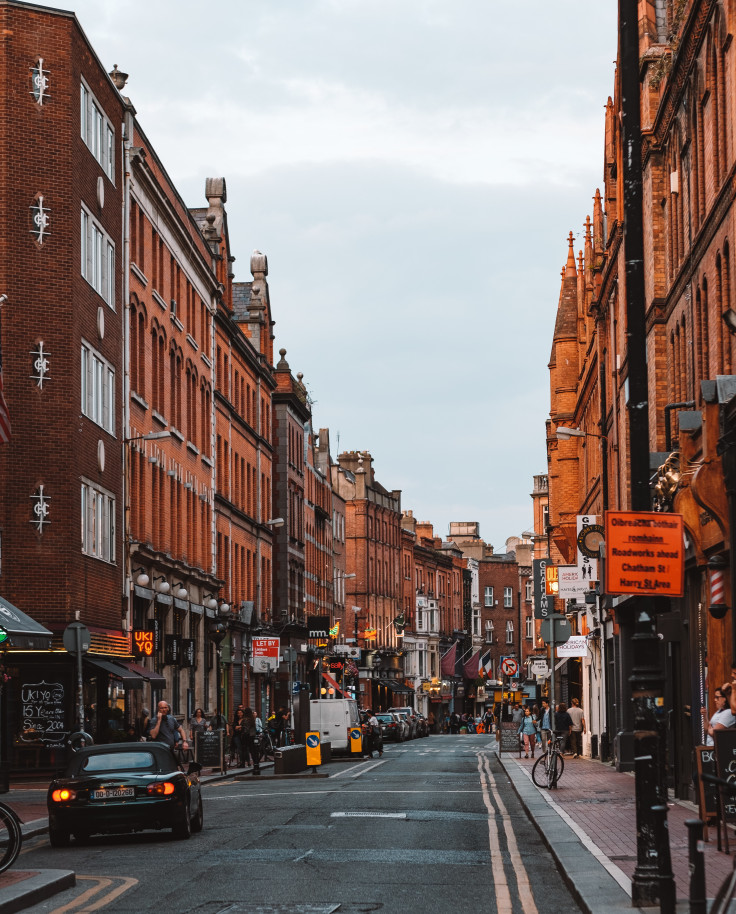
{"left": 0, "top": 2, "right": 130, "bottom": 770}
{"left": 545, "top": 0, "right": 736, "bottom": 795}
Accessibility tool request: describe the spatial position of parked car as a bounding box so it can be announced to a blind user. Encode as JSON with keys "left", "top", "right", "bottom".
{"left": 47, "top": 741, "right": 203, "bottom": 846}
{"left": 376, "top": 712, "right": 402, "bottom": 742}
{"left": 392, "top": 708, "right": 417, "bottom": 739}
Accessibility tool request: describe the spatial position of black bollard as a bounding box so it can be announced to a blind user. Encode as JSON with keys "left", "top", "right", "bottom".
{"left": 685, "top": 819, "right": 706, "bottom": 914}
{"left": 651, "top": 804, "right": 676, "bottom": 914}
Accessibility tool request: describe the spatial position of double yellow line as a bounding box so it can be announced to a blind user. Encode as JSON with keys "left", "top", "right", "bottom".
{"left": 477, "top": 751, "right": 539, "bottom": 914}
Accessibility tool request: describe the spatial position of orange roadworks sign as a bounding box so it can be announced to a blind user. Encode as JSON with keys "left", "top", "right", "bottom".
{"left": 305, "top": 732, "right": 321, "bottom": 767}
{"left": 348, "top": 726, "right": 362, "bottom": 754}
{"left": 605, "top": 511, "right": 684, "bottom": 597}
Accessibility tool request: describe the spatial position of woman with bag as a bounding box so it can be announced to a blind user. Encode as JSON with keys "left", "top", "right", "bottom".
{"left": 517, "top": 707, "right": 538, "bottom": 759}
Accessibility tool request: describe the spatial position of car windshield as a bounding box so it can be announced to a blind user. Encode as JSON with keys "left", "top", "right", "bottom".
{"left": 377, "top": 715, "right": 394, "bottom": 722}
{"left": 80, "top": 751, "right": 157, "bottom": 773}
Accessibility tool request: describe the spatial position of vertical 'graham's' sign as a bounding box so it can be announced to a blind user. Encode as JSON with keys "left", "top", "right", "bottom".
{"left": 604, "top": 511, "right": 684, "bottom": 596}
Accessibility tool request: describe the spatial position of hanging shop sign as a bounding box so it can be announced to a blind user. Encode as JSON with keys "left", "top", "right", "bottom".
{"left": 132, "top": 629, "right": 154, "bottom": 658}
{"left": 556, "top": 636, "right": 589, "bottom": 658}
{"left": 252, "top": 636, "right": 280, "bottom": 672}
{"left": 533, "top": 558, "right": 553, "bottom": 619}
{"left": 605, "top": 511, "right": 685, "bottom": 597}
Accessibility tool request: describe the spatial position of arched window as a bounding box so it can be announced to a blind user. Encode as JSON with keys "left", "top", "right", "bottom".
{"left": 717, "top": 254, "right": 725, "bottom": 373}
{"left": 703, "top": 275, "right": 712, "bottom": 380}
{"left": 170, "top": 345, "right": 182, "bottom": 432}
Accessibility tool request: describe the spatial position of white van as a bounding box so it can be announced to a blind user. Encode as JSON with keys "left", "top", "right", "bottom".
{"left": 309, "top": 698, "right": 361, "bottom": 751}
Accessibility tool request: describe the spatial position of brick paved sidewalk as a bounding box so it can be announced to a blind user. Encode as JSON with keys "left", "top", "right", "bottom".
{"left": 510, "top": 752, "right": 735, "bottom": 904}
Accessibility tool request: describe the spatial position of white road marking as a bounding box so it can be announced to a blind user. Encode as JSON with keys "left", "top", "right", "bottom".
{"left": 207, "top": 788, "right": 482, "bottom": 799}
{"left": 331, "top": 811, "right": 406, "bottom": 819}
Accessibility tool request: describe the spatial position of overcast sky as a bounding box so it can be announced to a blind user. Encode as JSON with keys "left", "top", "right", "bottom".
{"left": 47, "top": 1, "right": 617, "bottom": 551}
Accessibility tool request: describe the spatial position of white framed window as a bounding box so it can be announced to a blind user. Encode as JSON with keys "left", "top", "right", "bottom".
{"left": 81, "top": 479, "right": 115, "bottom": 562}
{"left": 485, "top": 620, "right": 494, "bottom": 643}
{"left": 417, "top": 609, "right": 424, "bottom": 631}
{"left": 484, "top": 586, "right": 494, "bottom": 607}
{"left": 526, "top": 616, "right": 534, "bottom": 639}
{"left": 525, "top": 579, "right": 533, "bottom": 601}
{"left": 81, "top": 206, "right": 115, "bottom": 308}
{"left": 80, "top": 79, "right": 115, "bottom": 180}
{"left": 472, "top": 608, "right": 480, "bottom": 637}
{"left": 506, "top": 620, "right": 514, "bottom": 643}
{"left": 504, "top": 586, "right": 513, "bottom": 608}
{"left": 81, "top": 340, "right": 115, "bottom": 433}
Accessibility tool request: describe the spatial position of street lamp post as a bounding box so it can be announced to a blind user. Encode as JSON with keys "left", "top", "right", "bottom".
{"left": 208, "top": 601, "right": 230, "bottom": 773}
{"left": 619, "top": 0, "right": 673, "bottom": 906}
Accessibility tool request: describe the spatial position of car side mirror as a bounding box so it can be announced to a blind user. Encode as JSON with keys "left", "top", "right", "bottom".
{"left": 187, "top": 761, "right": 202, "bottom": 776}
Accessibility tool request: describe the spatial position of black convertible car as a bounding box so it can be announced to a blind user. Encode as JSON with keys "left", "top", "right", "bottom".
{"left": 47, "top": 741, "right": 203, "bottom": 846}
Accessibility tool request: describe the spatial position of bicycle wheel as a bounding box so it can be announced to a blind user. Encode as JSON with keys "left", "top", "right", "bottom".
{"left": 547, "top": 751, "right": 564, "bottom": 788}
{"left": 0, "top": 803, "right": 22, "bottom": 873}
{"left": 532, "top": 753, "right": 550, "bottom": 788}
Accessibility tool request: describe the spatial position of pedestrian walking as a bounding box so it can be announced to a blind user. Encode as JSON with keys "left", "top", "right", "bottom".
{"left": 554, "top": 702, "right": 573, "bottom": 755}
{"left": 241, "top": 708, "right": 259, "bottom": 765}
{"left": 539, "top": 698, "right": 551, "bottom": 752}
{"left": 232, "top": 707, "right": 247, "bottom": 766}
{"left": 568, "top": 698, "right": 586, "bottom": 758}
{"left": 188, "top": 707, "right": 210, "bottom": 742}
{"left": 517, "top": 707, "right": 538, "bottom": 758}
{"left": 511, "top": 703, "right": 524, "bottom": 726}
{"left": 482, "top": 707, "right": 494, "bottom": 733}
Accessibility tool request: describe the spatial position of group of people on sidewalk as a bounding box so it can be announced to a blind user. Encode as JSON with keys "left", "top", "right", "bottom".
{"left": 135, "top": 702, "right": 293, "bottom": 769}
{"left": 514, "top": 697, "right": 587, "bottom": 759}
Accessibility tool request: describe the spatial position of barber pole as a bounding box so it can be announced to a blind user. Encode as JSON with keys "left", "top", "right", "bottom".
{"left": 708, "top": 554, "right": 728, "bottom": 620}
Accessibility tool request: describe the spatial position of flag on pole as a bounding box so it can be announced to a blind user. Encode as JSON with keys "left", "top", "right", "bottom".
{"left": 329, "top": 621, "right": 339, "bottom": 637}
{"left": 480, "top": 651, "right": 493, "bottom": 677}
{"left": 0, "top": 308, "right": 10, "bottom": 444}
{"left": 440, "top": 642, "right": 457, "bottom": 678}
{"left": 463, "top": 648, "right": 482, "bottom": 680}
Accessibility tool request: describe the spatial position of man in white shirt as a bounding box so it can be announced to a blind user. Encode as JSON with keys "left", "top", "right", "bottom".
{"left": 568, "top": 698, "right": 586, "bottom": 758}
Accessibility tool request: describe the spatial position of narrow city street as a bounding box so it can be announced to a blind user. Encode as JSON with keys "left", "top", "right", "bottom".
{"left": 15, "top": 737, "right": 579, "bottom": 914}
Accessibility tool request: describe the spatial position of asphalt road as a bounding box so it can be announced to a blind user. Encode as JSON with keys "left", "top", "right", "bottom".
{"left": 18, "top": 735, "right": 581, "bottom": 914}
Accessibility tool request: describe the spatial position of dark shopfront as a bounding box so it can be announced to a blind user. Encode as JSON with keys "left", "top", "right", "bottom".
{"left": 2, "top": 653, "right": 155, "bottom": 779}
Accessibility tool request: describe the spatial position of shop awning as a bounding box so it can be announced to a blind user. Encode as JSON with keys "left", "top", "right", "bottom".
{"left": 119, "top": 661, "right": 167, "bottom": 689}
{"left": 0, "top": 596, "right": 52, "bottom": 650}
{"left": 87, "top": 658, "right": 145, "bottom": 690}
{"left": 382, "top": 680, "right": 414, "bottom": 694}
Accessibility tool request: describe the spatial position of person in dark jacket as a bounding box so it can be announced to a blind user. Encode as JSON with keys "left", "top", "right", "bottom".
{"left": 554, "top": 702, "right": 573, "bottom": 754}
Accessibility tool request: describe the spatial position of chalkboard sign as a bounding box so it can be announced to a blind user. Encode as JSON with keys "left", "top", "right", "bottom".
{"left": 498, "top": 721, "right": 521, "bottom": 755}
{"left": 19, "top": 680, "right": 68, "bottom": 745}
{"left": 195, "top": 729, "right": 223, "bottom": 770}
{"left": 713, "top": 729, "right": 736, "bottom": 829}
{"left": 695, "top": 745, "right": 719, "bottom": 839}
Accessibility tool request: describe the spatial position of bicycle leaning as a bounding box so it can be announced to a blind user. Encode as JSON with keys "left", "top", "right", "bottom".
{"left": 531, "top": 730, "right": 565, "bottom": 789}
{"left": 0, "top": 800, "right": 23, "bottom": 873}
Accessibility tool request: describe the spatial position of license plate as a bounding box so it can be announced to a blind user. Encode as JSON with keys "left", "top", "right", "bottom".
{"left": 92, "top": 787, "right": 135, "bottom": 800}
